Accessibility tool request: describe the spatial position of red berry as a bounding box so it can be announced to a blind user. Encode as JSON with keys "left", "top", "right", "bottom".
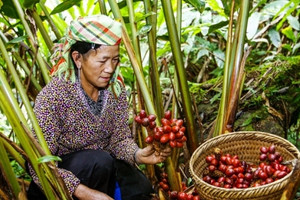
{"left": 269, "top": 145, "right": 276, "bottom": 153}
{"left": 164, "top": 110, "right": 172, "bottom": 120}
{"left": 193, "top": 196, "right": 200, "bottom": 200}
{"left": 169, "top": 140, "right": 177, "bottom": 148}
{"left": 154, "top": 131, "right": 162, "bottom": 141}
{"left": 176, "top": 119, "right": 184, "bottom": 127}
{"left": 135, "top": 115, "right": 142, "bottom": 124}
{"left": 187, "top": 194, "right": 193, "bottom": 200}
{"left": 260, "top": 146, "right": 269, "bottom": 154}
{"left": 171, "top": 125, "right": 180, "bottom": 133}
{"left": 217, "top": 177, "right": 225, "bottom": 183}
{"left": 266, "top": 178, "right": 274, "bottom": 184}
{"left": 169, "top": 191, "right": 178, "bottom": 199}
{"left": 277, "top": 171, "right": 287, "bottom": 179}
{"left": 149, "top": 121, "right": 156, "bottom": 129}
{"left": 210, "top": 158, "right": 218, "bottom": 166}
{"left": 268, "top": 154, "right": 276, "bottom": 162}
{"left": 139, "top": 110, "right": 147, "bottom": 118}
{"left": 224, "top": 184, "right": 232, "bottom": 188}
{"left": 260, "top": 153, "right": 267, "bottom": 161}
{"left": 203, "top": 175, "right": 211, "bottom": 183}
{"left": 208, "top": 165, "right": 216, "bottom": 172}
{"left": 258, "top": 171, "right": 268, "bottom": 180}
{"left": 180, "top": 126, "right": 186, "bottom": 132}
{"left": 175, "top": 131, "right": 184, "bottom": 139}
{"left": 160, "top": 134, "right": 170, "bottom": 144}
{"left": 145, "top": 136, "right": 153, "bottom": 144}
{"left": 148, "top": 114, "right": 156, "bottom": 121}
{"left": 178, "top": 192, "right": 187, "bottom": 200}
{"left": 163, "top": 125, "right": 172, "bottom": 133}
{"left": 205, "top": 155, "right": 214, "bottom": 164}
{"left": 225, "top": 168, "right": 235, "bottom": 177}
{"left": 141, "top": 117, "right": 149, "bottom": 126}
{"left": 244, "top": 173, "right": 253, "bottom": 181}
{"left": 169, "top": 132, "right": 176, "bottom": 140}
{"left": 161, "top": 118, "right": 171, "bottom": 126}
{"left": 176, "top": 142, "right": 184, "bottom": 148}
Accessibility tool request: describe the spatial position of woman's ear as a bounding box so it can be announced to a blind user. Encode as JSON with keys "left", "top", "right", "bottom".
{"left": 71, "top": 51, "right": 82, "bottom": 69}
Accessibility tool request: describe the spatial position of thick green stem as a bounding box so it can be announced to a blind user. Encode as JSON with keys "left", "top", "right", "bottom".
{"left": 161, "top": 0, "right": 198, "bottom": 153}
{"left": 31, "top": 8, "right": 54, "bottom": 53}
{"left": 97, "top": 0, "right": 107, "bottom": 15}
{"left": 12, "top": 0, "right": 50, "bottom": 84}
{"left": 0, "top": 140, "right": 21, "bottom": 199}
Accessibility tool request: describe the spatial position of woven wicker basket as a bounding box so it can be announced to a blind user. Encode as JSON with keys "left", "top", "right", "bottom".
{"left": 189, "top": 131, "right": 300, "bottom": 200}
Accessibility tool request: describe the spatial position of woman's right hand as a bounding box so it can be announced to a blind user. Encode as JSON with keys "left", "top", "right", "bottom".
{"left": 74, "top": 184, "right": 114, "bottom": 200}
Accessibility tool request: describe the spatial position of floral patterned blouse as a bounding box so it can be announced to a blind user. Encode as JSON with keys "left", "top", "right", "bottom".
{"left": 29, "top": 76, "right": 138, "bottom": 195}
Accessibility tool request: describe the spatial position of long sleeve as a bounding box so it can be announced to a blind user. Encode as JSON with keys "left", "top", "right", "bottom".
{"left": 107, "top": 88, "right": 139, "bottom": 165}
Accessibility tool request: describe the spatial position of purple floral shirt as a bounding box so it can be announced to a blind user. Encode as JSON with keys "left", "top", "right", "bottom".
{"left": 30, "top": 76, "right": 138, "bottom": 195}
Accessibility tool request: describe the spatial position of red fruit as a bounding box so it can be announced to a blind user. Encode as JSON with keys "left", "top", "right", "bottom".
{"left": 224, "top": 184, "right": 232, "bottom": 188}
{"left": 277, "top": 171, "right": 287, "bottom": 179}
{"left": 178, "top": 136, "right": 187, "bottom": 142}
{"left": 269, "top": 145, "right": 276, "bottom": 153}
{"left": 162, "top": 183, "right": 169, "bottom": 191}
{"left": 149, "top": 121, "right": 156, "bottom": 129}
{"left": 244, "top": 173, "right": 253, "bottom": 181}
{"left": 225, "top": 177, "right": 233, "bottom": 185}
{"left": 155, "top": 127, "right": 163, "bottom": 133}
{"left": 225, "top": 168, "right": 235, "bottom": 177}
{"left": 203, "top": 175, "right": 211, "bottom": 183}
{"left": 176, "top": 119, "right": 184, "bottom": 127}
{"left": 237, "top": 173, "right": 244, "bottom": 178}
{"left": 193, "top": 196, "right": 200, "bottom": 200}
{"left": 277, "top": 156, "right": 283, "bottom": 163}
{"left": 266, "top": 178, "right": 274, "bottom": 184}
{"left": 180, "top": 127, "right": 186, "bottom": 132}
{"left": 162, "top": 178, "right": 168, "bottom": 183}
{"left": 163, "top": 125, "right": 172, "bottom": 133}
{"left": 236, "top": 178, "right": 244, "bottom": 184}
{"left": 139, "top": 110, "right": 147, "bottom": 118}
{"left": 231, "top": 174, "right": 238, "bottom": 181}
{"left": 258, "top": 171, "right": 268, "bottom": 180}
{"left": 242, "top": 184, "right": 249, "bottom": 188}
{"left": 232, "top": 159, "right": 241, "bottom": 167}
{"left": 236, "top": 183, "right": 243, "bottom": 188}
{"left": 266, "top": 165, "right": 275, "bottom": 176}
{"left": 161, "top": 118, "right": 171, "bottom": 126}
{"left": 145, "top": 136, "right": 153, "bottom": 144}
{"left": 169, "top": 132, "right": 176, "bottom": 141}
{"left": 268, "top": 154, "right": 276, "bottom": 162}
{"left": 178, "top": 192, "right": 187, "bottom": 200}
{"left": 218, "top": 164, "right": 227, "bottom": 173}
{"left": 169, "top": 140, "right": 177, "bottom": 148}
{"left": 169, "top": 191, "right": 178, "bottom": 199}
{"left": 172, "top": 125, "right": 180, "bottom": 133}
{"left": 274, "top": 151, "right": 281, "bottom": 159}
{"left": 220, "top": 155, "right": 227, "bottom": 163}
{"left": 164, "top": 110, "right": 172, "bottom": 120}
{"left": 218, "top": 177, "right": 225, "bottom": 183}
{"left": 176, "top": 131, "right": 185, "bottom": 139}
{"left": 213, "top": 182, "right": 221, "bottom": 187}
{"left": 260, "top": 146, "right": 269, "bottom": 154}
{"left": 176, "top": 142, "right": 184, "bottom": 148}
{"left": 148, "top": 114, "right": 156, "bottom": 121}
{"left": 260, "top": 153, "right": 267, "bottom": 161}
{"left": 211, "top": 158, "right": 218, "bottom": 166}
{"left": 205, "top": 155, "right": 214, "bottom": 164}
{"left": 208, "top": 165, "right": 216, "bottom": 172}
{"left": 154, "top": 131, "right": 162, "bottom": 141}
{"left": 253, "top": 182, "right": 261, "bottom": 187}
{"left": 141, "top": 118, "right": 149, "bottom": 127}
{"left": 135, "top": 115, "right": 142, "bottom": 124}
{"left": 187, "top": 194, "right": 194, "bottom": 200}
{"left": 160, "top": 134, "right": 170, "bottom": 144}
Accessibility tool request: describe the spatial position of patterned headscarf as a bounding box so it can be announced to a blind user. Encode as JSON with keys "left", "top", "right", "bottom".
{"left": 50, "top": 15, "right": 124, "bottom": 97}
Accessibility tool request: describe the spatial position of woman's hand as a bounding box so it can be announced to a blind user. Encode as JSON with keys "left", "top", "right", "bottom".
{"left": 135, "top": 145, "right": 172, "bottom": 165}
{"left": 74, "top": 184, "right": 113, "bottom": 200}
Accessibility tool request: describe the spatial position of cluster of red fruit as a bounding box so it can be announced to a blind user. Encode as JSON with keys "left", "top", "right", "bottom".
{"left": 135, "top": 110, "right": 187, "bottom": 148}
{"left": 159, "top": 172, "right": 200, "bottom": 200}
{"left": 169, "top": 190, "right": 200, "bottom": 200}
{"left": 202, "top": 145, "right": 291, "bottom": 189}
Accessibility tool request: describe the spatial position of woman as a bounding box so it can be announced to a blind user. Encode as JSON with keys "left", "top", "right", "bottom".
{"left": 27, "top": 15, "right": 170, "bottom": 200}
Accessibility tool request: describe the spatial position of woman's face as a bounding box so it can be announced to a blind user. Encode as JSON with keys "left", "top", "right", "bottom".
{"left": 76, "top": 45, "right": 120, "bottom": 89}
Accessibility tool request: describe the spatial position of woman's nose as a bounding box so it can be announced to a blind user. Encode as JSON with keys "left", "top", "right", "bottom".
{"left": 104, "top": 61, "right": 115, "bottom": 73}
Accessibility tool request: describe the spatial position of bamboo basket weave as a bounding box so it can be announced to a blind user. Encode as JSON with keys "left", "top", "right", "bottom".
{"left": 189, "top": 131, "right": 300, "bottom": 200}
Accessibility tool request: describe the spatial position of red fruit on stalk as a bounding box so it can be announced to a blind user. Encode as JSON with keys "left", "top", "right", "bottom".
{"left": 176, "top": 119, "right": 184, "bottom": 127}
{"left": 193, "top": 196, "right": 200, "bottom": 200}
{"left": 141, "top": 118, "right": 149, "bottom": 127}
{"left": 169, "top": 140, "right": 177, "bottom": 148}
{"left": 164, "top": 110, "right": 172, "bottom": 120}
{"left": 176, "top": 142, "right": 184, "bottom": 148}
{"left": 148, "top": 114, "right": 156, "bottom": 122}
{"left": 172, "top": 125, "right": 180, "bottom": 133}
{"left": 169, "top": 132, "right": 176, "bottom": 141}
{"left": 163, "top": 125, "right": 172, "bottom": 133}
{"left": 178, "top": 136, "right": 187, "bottom": 143}
{"left": 178, "top": 192, "right": 187, "bottom": 200}
{"left": 180, "top": 127, "right": 186, "bottom": 132}
{"left": 176, "top": 131, "right": 185, "bottom": 139}
{"left": 149, "top": 121, "right": 156, "bottom": 129}
{"left": 135, "top": 115, "right": 142, "bottom": 124}
{"left": 160, "top": 134, "right": 170, "bottom": 144}
{"left": 154, "top": 131, "right": 162, "bottom": 141}
{"left": 187, "top": 194, "right": 194, "bottom": 200}
{"left": 161, "top": 118, "right": 171, "bottom": 126}
{"left": 139, "top": 110, "right": 147, "bottom": 118}
{"left": 161, "top": 183, "right": 169, "bottom": 191}
{"left": 260, "top": 146, "right": 269, "bottom": 154}
{"left": 169, "top": 191, "right": 178, "bottom": 199}
{"left": 145, "top": 136, "right": 153, "bottom": 144}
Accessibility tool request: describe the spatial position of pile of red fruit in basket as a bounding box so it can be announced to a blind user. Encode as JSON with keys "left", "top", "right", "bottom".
{"left": 135, "top": 110, "right": 187, "bottom": 148}
{"left": 202, "top": 145, "right": 291, "bottom": 188}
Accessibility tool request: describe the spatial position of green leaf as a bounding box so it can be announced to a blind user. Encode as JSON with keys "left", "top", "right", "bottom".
{"left": 268, "top": 28, "right": 281, "bottom": 48}
{"left": 282, "top": 26, "right": 296, "bottom": 42}
{"left": 0, "top": 0, "right": 3, "bottom": 9}
{"left": 247, "top": 12, "right": 261, "bottom": 40}
{"left": 207, "top": 0, "right": 226, "bottom": 17}
{"left": 183, "top": 0, "right": 205, "bottom": 11}
{"left": 138, "top": 25, "right": 152, "bottom": 36}
{"left": 208, "top": 20, "right": 229, "bottom": 34}
{"left": 50, "top": 0, "right": 82, "bottom": 15}
{"left": 210, "top": 92, "right": 221, "bottom": 104}
{"left": 0, "top": 0, "right": 20, "bottom": 19}
{"left": 37, "top": 155, "right": 62, "bottom": 163}
{"left": 292, "top": 43, "right": 300, "bottom": 54}
{"left": 6, "top": 36, "right": 28, "bottom": 44}
{"left": 23, "top": 0, "right": 39, "bottom": 8}
{"left": 287, "top": 15, "right": 300, "bottom": 31}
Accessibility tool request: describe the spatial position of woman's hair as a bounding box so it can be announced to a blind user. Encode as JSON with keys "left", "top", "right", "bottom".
{"left": 70, "top": 41, "right": 101, "bottom": 77}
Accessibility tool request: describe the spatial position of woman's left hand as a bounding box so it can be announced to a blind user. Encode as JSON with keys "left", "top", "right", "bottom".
{"left": 134, "top": 145, "right": 172, "bottom": 164}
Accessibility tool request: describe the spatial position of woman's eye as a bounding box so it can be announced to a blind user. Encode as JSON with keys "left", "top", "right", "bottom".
{"left": 113, "top": 58, "right": 120, "bottom": 63}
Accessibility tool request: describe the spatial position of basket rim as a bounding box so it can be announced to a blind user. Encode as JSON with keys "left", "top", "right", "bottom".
{"left": 189, "top": 131, "right": 300, "bottom": 193}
